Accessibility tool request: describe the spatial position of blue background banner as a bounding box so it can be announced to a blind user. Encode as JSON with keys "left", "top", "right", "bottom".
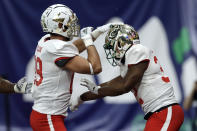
{"left": 0, "top": 0, "right": 197, "bottom": 131}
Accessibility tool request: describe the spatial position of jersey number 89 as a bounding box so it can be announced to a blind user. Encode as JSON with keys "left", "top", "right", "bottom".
{"left": 34, "top": 56, "right": 43, "bottom": 86}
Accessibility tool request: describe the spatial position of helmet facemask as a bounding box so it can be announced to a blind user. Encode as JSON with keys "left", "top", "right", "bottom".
{"left": 104, "top": 24, "right": 140, "bottom": 66}
{"left": 62, "top": 13, "right": 80, "bottom": 39}
{"left": 103, "top": 41, "right": 118, "bottom": 66}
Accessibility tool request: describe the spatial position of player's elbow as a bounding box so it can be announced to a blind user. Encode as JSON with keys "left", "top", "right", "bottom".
{"left": 93, "top": 66, "right": 102, "bottom": 74}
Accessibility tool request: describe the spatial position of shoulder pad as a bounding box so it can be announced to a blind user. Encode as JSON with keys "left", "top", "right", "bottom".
{"left": 125, "top": 44, "right": 150, "bottom": 65}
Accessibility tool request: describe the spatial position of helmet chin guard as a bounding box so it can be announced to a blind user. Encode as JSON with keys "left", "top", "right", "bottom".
{"left": 104, "top": 24, "right": 140, "bottom": 66}
{"left": 41, "top": 4, "right": 80, "bottom": 40}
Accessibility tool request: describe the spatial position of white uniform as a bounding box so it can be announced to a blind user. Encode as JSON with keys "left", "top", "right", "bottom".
{"left": 32, "top": 34, "right": 79, "bottom": 116}
{"left": 120, "top": 44, "right": 177, "bottom": 115}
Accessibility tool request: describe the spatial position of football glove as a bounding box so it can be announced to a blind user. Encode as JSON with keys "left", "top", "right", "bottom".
{"left": 91, "top": 22, "right": 124, "bottom": 39}
{"left": 14, "top": 77, "right": 32, "bottom": 94}
{"left": 80, "top": 27, "right": 94, "bottom": 47}
{"left": 80, "top": 78, "right": 100, "bottom": 94}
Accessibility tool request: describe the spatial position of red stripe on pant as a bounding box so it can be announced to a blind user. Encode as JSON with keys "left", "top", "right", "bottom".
{"left": 30, "top": 110, "right": 67, "bottom": 131}
{"left": 144, "top": 105, "right": 184, "bottom": 131}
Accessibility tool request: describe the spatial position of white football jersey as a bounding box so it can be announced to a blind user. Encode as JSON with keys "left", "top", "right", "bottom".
{"left": 120, "top": 44, "right": 177, "bottom": 115}
{"left": 32, "top": 34, "right": 79, "bottom": 116}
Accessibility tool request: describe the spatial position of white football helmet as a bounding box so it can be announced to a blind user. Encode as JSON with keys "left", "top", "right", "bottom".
{"left": 41, "top": 4, "right": 80, "bottom": 40}
{"left": 104, "top": 24, "right": 140, "bottom": 66}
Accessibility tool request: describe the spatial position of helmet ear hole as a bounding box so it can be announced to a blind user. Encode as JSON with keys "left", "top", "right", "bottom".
{"left": 64, "top": 25, "right": 68, "bottom": 30}
{"left": 117, "top": 41, "right": 121, "bottom": 48}
{"left": 58, "top": 23, "right": 63, "bottom": 28}
{"left": 63, "top": 25, "right": 68, "bottom": 32}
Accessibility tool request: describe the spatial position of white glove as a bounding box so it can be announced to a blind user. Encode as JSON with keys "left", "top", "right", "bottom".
{"left": 14, "top": 77, "right": 32, "bottom": 94}
{"left": 91, "top": 22, "right": 124, "bottom": 39}
{"left": 69, "top": 96, "right": 84, "bottom": 112}
{"left": 80, "top": 27, "right": 94, "bottom": 47}
{"left": 80, "top": 78, "right": 100, "bottom": 94}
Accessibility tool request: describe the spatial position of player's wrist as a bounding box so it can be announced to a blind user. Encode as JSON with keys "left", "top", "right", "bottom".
{"left": 82, "top": 34, "right": 94, "bottom": 47}
{"left": 80, "top": 27, "right": 94, "bottom": 47}
{"left": 91, "top": 29, "right": 102, "bottom": 39}
{"left": 92, "top": 85, "right": 101, "bottom": 94}
{"left": 91, "top": 24, "right": 111, "bottom": 39}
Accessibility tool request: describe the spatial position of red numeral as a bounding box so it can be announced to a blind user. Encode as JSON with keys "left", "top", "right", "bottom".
{"left": 34, "top": 56, "right": 43, "bottom": 86}
{"left": 154, "top": 56, "right": 170, "bottom": 83}
{"left": 133, "top": 88, "right": 144, "bottom": 105}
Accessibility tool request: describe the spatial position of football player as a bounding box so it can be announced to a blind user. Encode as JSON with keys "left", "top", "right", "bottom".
{"left": 29, "top": 3, "right": 116, "bottom": 131}
{"left": 0, "top": 76, "right": 32, "bottom": 94}
{"left": 70, "top": 24, "right": 184, "bottom": 131}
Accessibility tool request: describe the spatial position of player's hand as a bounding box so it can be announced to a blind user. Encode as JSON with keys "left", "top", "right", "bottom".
{"left": 69, "top": 96, "right": 84, "bottom": 112}
{"left": 80, "top": 78, "right": 100, "bottom": 94}
{"left": 91, "top": 22, "right": 124, "bottom": 39}
{"left": 14, "top": 77, "right": 32, "bottom": 94}
{"left": 80, "top": 27, "right": 94, "bottom": 38}
{"left": 80, "top": 27, "right": 94, "bottom": 47}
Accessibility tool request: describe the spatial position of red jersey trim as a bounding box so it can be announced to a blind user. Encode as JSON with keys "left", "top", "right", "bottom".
{"left": 54, "top": 57, "right": 72, "bottom": 63}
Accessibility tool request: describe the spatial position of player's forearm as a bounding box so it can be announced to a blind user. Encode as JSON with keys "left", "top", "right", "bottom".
{"left": 97, "top": 76, "right": 129, "bottom": 96}
{"left": 73, "top": 39, "right": 86, "bottom": 53}
{"left": 80, "top": 77, "right": 126, "bottom": 101}
{"left": 184, "top": 96, "right": 194, "bottom": 110}
{"left": 183, "top": 85, "right": 197, "bottom": 110}
{"left": 0, "top": 78, "right": 15, "bottom": 93}
{"left": 80, "top": 85, "right": 127, "bottom": 101}
{"left": 73, "top": 36, "right": 99, "bottom": 53}
{"left": 86, "top": 46, "right": 102, "bottom": 74}
{"left": 98, "top": 84, "right": 127, "bottom": 96}
{"left": 80, "top": 77, "right": 128, "bottom": 101}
